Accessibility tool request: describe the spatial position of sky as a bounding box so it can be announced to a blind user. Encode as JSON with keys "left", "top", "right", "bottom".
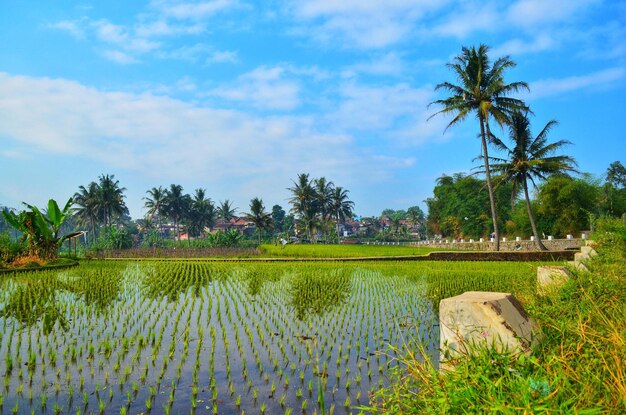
{"left": 1, "top": 0, "right": 625, "bottom": 219}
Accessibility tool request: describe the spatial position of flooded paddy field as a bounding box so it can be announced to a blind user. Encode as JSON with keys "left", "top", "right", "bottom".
{"left": 0, "top": 260, "right": 540, "bottom": 414}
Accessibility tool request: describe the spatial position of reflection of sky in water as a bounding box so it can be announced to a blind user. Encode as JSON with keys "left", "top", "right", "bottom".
{"left": 0, "top": 262, "right": 439, "bottom": 415}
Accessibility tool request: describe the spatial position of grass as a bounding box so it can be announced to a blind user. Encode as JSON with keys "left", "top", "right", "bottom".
{"left": 367, "top": 218, "right": 626, "bottom": 414}
{"left": 259, "top": 243, "right": 449, "bottom": 258}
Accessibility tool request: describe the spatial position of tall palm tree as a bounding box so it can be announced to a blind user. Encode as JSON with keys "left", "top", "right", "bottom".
{"left": 429, "top": 44, "right": 529, "bottom": 250}
{"left": 144, "top": 186, "right": 167, "bottom": 237}
{"left": 97, "top": 174, "right": 128, "bottom": 227}
{"left": 217, "top": 199, "right": 237, "bottom": 223}
{"left": 314, "top": 177, "right": 334, "bottom": 241}
{"left": 486, "top": 112, "right": 577, "bottom": 250}
{"left": 165, "top": 184, "right": 190, "bottom": 242}
{"left": 244, "top": 197, "right": 273, "bottom": 245}
{"left": 330, "top": 186, "right": 354, "bottom": 241}
{"left": 73, "top": 181, "right": 100, "bottom": 242}
{"left": 288, "top": 173, "right": 317, "bottom": 240}
{"left": 189, "top": 188, "right": 216, "bottom": 237}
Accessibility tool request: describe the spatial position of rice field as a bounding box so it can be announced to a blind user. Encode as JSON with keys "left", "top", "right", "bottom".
{"left": 0, "top": 260, "right": 542, "bottom": 414}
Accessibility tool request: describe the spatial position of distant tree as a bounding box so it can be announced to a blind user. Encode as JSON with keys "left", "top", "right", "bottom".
{"left": 97, "top": 174, "right": 128, "bottom": 227}
{"left": 330, "top": 186, "right": 354, "bottom": 241}
{"left": 143, "top": 186, "right": 167, "bottom": 237}
{"left": 245, "top": 197, "right": 273, "bottom": 245}
{"left": 607, "top": 161, "right": 626, "bottom": 188}
{"left": 2, "top": 198, "right": 76, "bottom": 259}
{"left": 217, "top": 199, "right": 237, "bottom": 223}
{"left": 288, "top": 173, "right": 317, "bottom": 240}
{"left": 165, "top": 184, "right": 190, "bottom": 242}
{"left": 604, "top": 161, "right": 626, "bottom": 216}
{"left": 271, "top": 205, "right": 286, "bottom": 232}
{"left": 486, "top": 112, "right": 577, "bottom": 250}
{"left": 73, "top": 181, "right": 100, "bottom": 241}
{"left": 536, "top": 175, "right": 601, "bottom": 236}
{"left": 406, "top": 206, "right": 425, "bottom": 237}
{"left": 429, "top": 44, "right": 529, "bottom": 250}
{"left": 426, "top": 173, "right": 513, "bottom": 239}
{"left": 187, "top": 188, "right": 216, "bottom": 238}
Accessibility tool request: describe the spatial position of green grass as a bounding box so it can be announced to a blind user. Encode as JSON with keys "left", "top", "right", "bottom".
{"left": 367, "top": 218, "right": 626, "bottom": 414}
{"left": 259, "top": 243, "right": 450, "bottom": 258}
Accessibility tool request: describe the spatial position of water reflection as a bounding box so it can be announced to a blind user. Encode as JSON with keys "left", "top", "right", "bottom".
{"left": 288, "top": 269, "right": 352, "bottom": 320}
{"left": 1, "top": 279, "right": 68, "bottom": 334}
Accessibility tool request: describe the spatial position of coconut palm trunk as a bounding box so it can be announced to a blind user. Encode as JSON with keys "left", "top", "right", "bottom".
{"left": 522, "top": 178, "right": 548, "bottom": 250}
{"left": 481, "top": 117, "right": 500, "bottom": 251}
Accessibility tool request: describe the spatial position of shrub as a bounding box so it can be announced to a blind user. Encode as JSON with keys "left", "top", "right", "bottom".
{"left": 592, "top": 216, "right": 626, "bottom": 260}
{"left": 0, "top": 232, "right": 25, "bottom": 265}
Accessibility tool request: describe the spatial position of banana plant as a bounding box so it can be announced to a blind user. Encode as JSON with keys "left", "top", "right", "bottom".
{"left": 2, "top": 197, "right": 78, "bottom": 259}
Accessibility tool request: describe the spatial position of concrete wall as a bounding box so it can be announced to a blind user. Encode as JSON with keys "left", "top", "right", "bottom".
{"left": 410, "top": 238, "right": 583, "bottom": 252}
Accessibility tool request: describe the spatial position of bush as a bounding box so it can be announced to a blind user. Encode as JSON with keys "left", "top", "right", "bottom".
{"left": 592, "top": 216, "right": 626, "bottom": 260}
{"left": 0, "top": 232, "right": 25, "bottom": 265}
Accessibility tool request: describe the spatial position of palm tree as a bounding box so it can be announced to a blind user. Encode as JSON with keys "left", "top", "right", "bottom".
{"left": 288, "top": 173, "right": 317, "bottom": 240}
{"left": 165, "top": 184, "right": 190, "bottom": 242}
{"left": 73, "top": 181, "right": 100, "bottom": 242}
{"left": 217, "top": 199, "right": 237, "bottom": 223}
{"left": 330, "top": 186, "right": 354, "bottom": 241}
{"left": 97, "top": 174, "right": 128, "bottom": 227}
{"left": 188, "top": 188, "right": 216, "bottom": 237}
{"left": 486, "top": 112, "right": 577, "bottom": 250}
{"left": 144, "top": 186, "right": 167, "bottom": 237}
{"left": 314, "top": 177, "right": 334, "bottom": 241}
{"left": 429, "top": 44, "right": 529, "bottom": 250}
{"left": 244, "top": 197, "right": 273, "bottom": 245}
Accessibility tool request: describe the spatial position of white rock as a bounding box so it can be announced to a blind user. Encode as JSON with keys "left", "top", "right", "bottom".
{"left": 537, "top": 266, "right": 570, "bottom": 293}
{"left": 439, "top": 291, "right": 540, "bottom": 369}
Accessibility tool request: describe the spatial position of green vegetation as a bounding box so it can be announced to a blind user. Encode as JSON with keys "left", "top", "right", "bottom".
{"left": 486, "top": 111, "right": 577, "bottom": 250}
{"left": 0, "top": 257, "right": 544, "bottom": 413}
{"left": 1, "top": 198, "right": 76, "bottom": 261}
{"left": 429, "top": 44, "right": 530, "bottom": 251}
{"left": 369, "top": 218, "right": 626, "bottom": 413}
{"left": 259, "top": 243, "right": 448, "bottom": 258}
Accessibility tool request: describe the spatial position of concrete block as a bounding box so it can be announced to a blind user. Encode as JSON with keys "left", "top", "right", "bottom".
{"left": 580, "top": 246, "right": 598, "bottom": 257}
{"left": 568, "top": 261, "right": 590, "bottom": 272}
{"left": 537, "top": 266, "right": 570, "bottom": 293}
{"left": 575, "top": 252, "right": 591, "bottom": 263}
{"left": 440, "top": 292, "right": 539, "bottom": 368}
{"left": 516, "top": 236, "right": 521, "bottom": 242}
{"left": 548, "top": 235, "right": 553, "bottom": 240}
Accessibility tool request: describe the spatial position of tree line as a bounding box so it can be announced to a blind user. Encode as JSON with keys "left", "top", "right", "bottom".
{"left": 429, "top": 44, "right": 579, "bottom": 250}
{"left": 426, "top": 161, "right": 626, "bottom": 241}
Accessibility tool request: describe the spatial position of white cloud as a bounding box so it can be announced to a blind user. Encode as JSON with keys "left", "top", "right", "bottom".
{"left": 207, "top": 66, "right": 301, "bottom": 110}
{"left": 153, "top": 0, "right": 240, "bottom": 20}
{"left": 49, "top": 20, "right": 85, "bottom": 39}
{"left": 207, "top": 50, "right": 238, "bottom": 63}
{"left": 134, "top": 20, "right": 206, "bottom": 37}
{"left": 527, "top": 67, "right": 625, "bottom": 99}
{"left": 506, "top": 0, "right": 599, "bottom": 28}
{"left": 92, "top": 20, "right": 128, "bottom": 44}
{"left": 491, "top": 34, "right": 557, "bottom": 57}
{"left": 431, "top": 1, "right": 501, "bottom": 38}
{"left": 342, "top": 52, "right": 407, "bottom": 78}
{"left": 0, "top": 72, "right": 435, "bottom": 215}
{"left": 102, "top": 50, "right": 139, "bottom": 64}
{"left": 287, "top": 0, "right": 448, "bottom": 48}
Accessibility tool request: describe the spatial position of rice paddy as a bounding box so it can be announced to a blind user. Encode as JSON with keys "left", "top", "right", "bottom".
{"left": 0, "top": 260, "right": 542, "bottom": 414}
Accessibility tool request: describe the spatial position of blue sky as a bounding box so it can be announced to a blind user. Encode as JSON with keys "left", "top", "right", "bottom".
{"left": 1, "top": 0, "right": 625, "bottom": 219}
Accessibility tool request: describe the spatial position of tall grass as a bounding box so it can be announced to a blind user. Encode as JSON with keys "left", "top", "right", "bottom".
{"left": 259, "top": 244, "right": 449, "bottom": 258}
{"left": 368, "top": 218, "right": 626, "bottom": 414}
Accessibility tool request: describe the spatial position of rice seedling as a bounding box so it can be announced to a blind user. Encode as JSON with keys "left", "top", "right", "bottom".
{"left": 0, "top": 259, "right": 541, "bottom": 414}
